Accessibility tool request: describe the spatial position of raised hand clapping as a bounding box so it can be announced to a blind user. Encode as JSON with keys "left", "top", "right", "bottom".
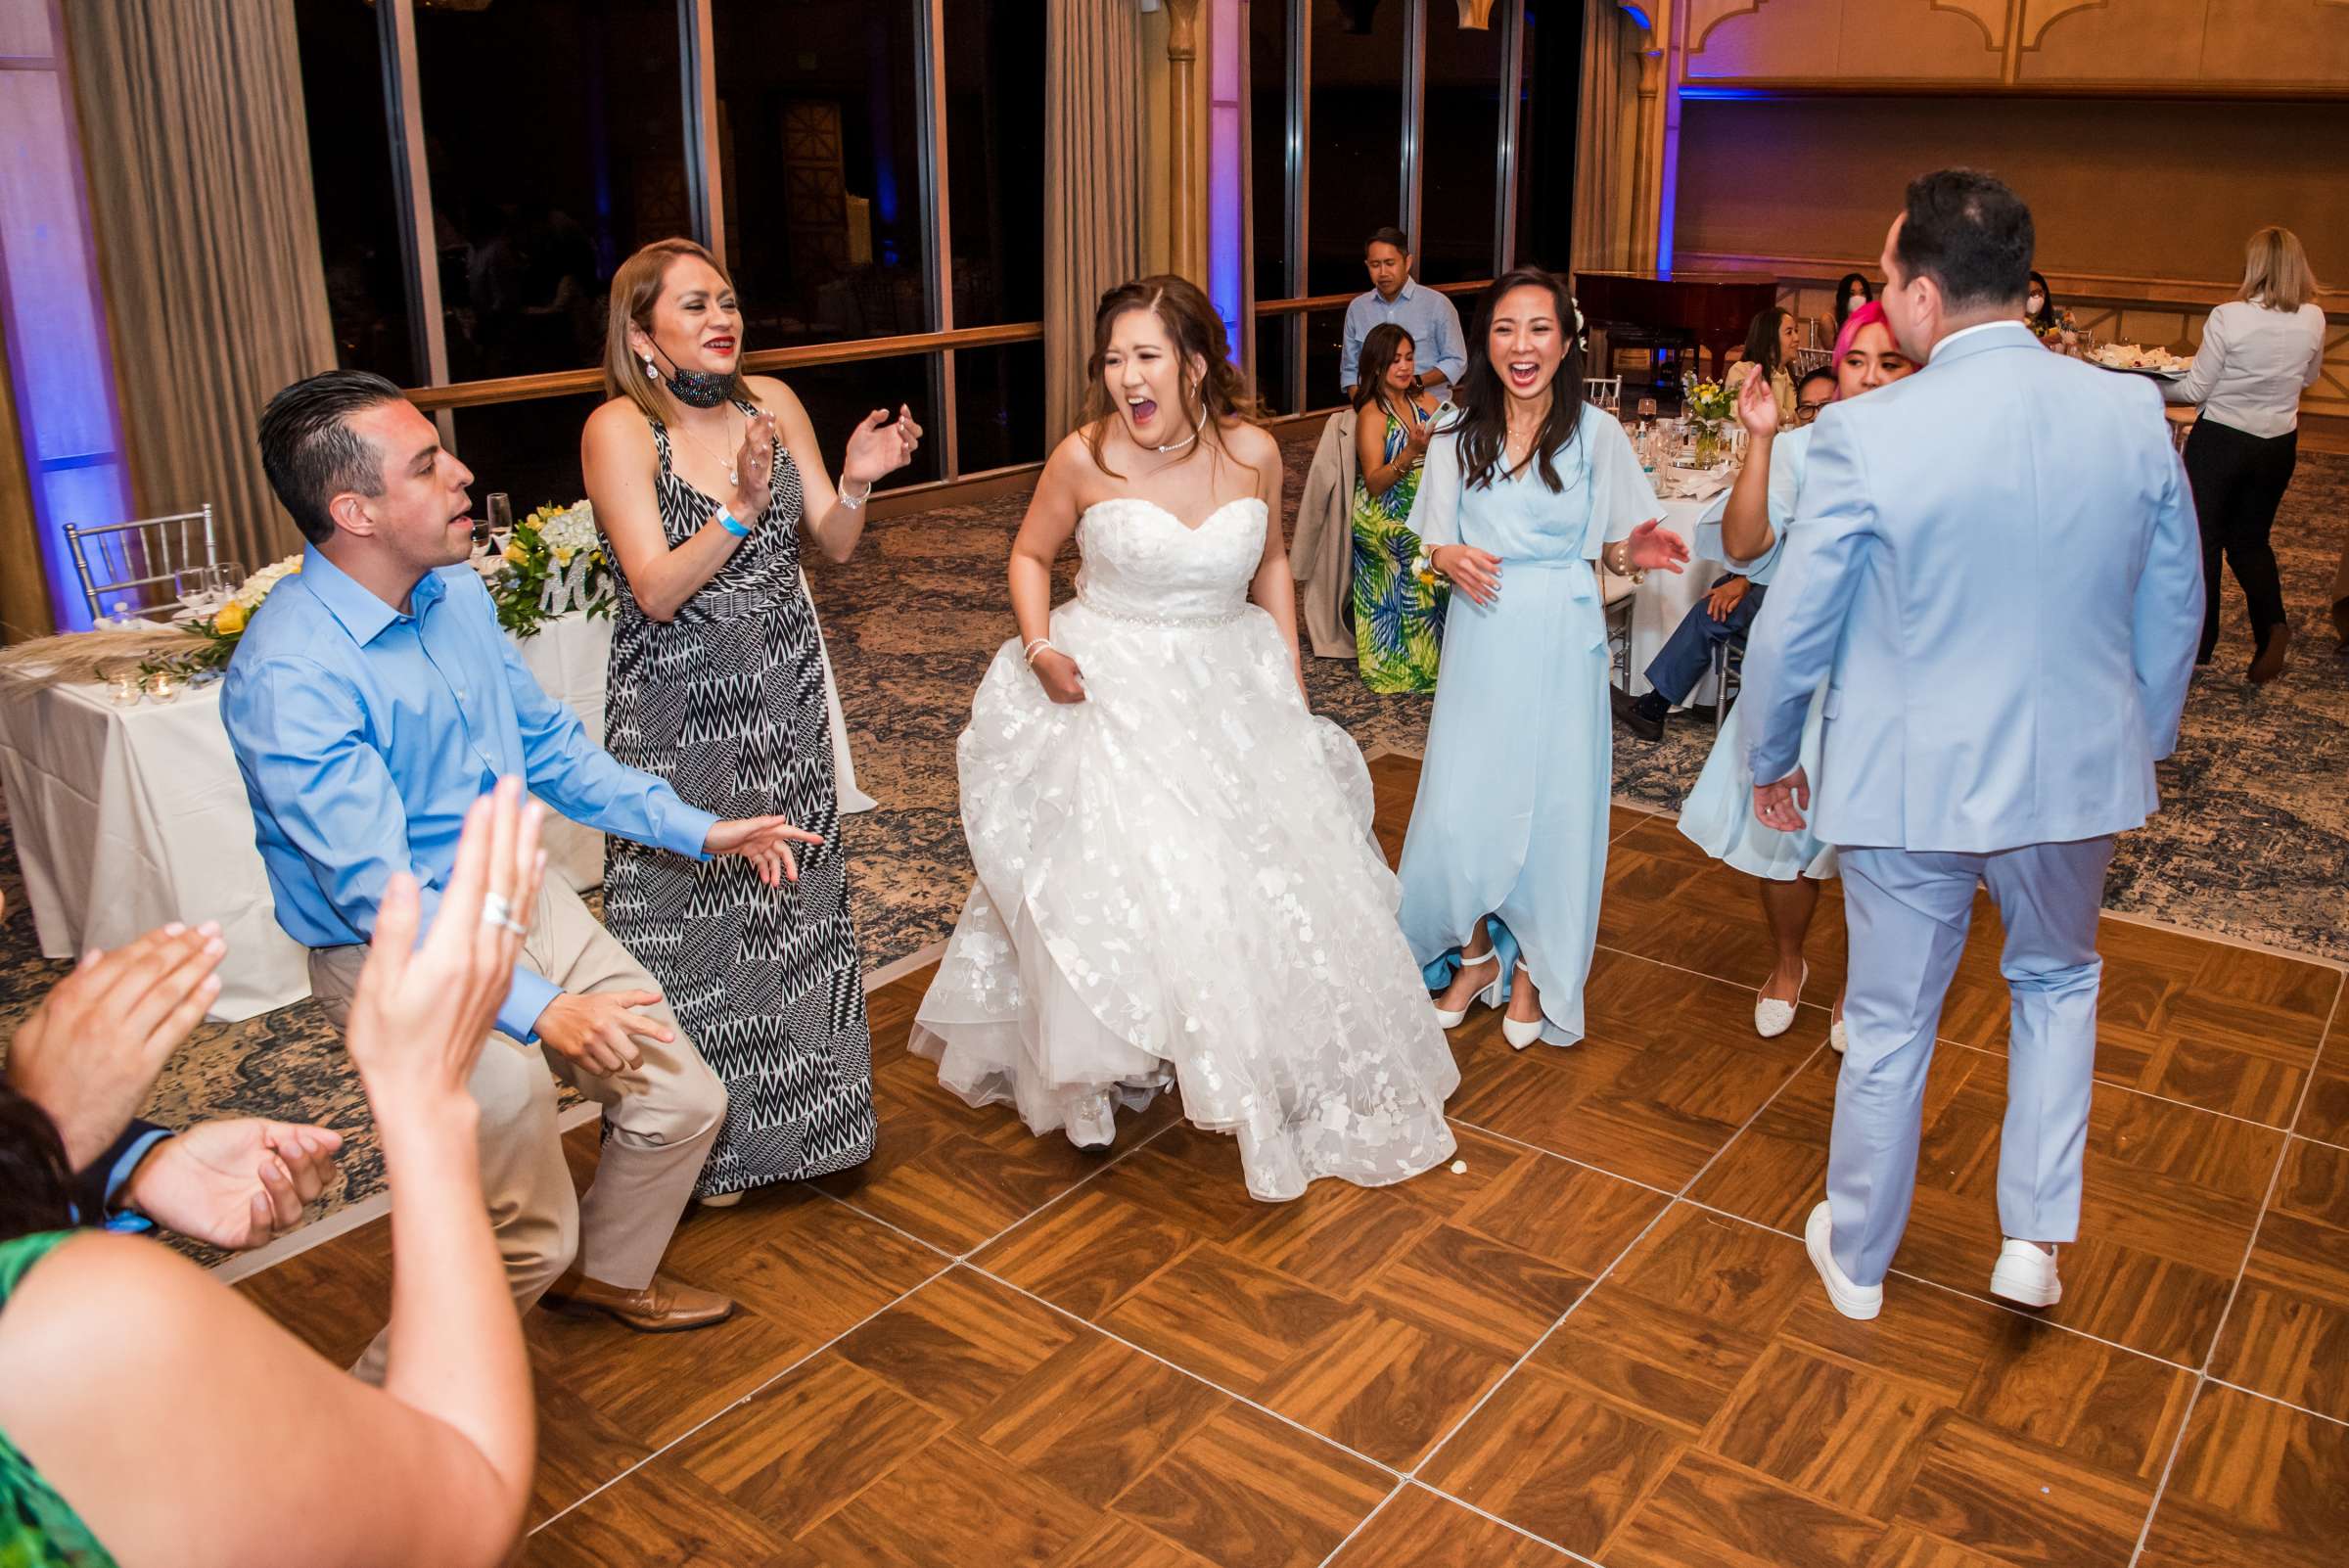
{"left": 728, "top": 409, "right": 780, "bottom": 523}
{"left": 843, "top": 404, "right": 924, "bottom": 488}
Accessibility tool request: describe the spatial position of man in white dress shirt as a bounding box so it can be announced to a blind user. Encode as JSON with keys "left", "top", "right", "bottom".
{"left": 1738, "top": 169, "right": 2201, "bottom": 1320}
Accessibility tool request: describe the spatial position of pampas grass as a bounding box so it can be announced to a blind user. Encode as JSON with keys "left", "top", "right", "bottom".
{"left": 0, "top": 626, "right": 211, "bottom": 688}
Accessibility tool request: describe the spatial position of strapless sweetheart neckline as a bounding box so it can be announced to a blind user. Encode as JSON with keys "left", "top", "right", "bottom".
{"left": 1079, "top": 495, "right": 1267, "bottom": 535}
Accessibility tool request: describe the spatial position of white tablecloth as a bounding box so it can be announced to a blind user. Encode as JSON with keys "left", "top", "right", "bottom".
{"left": 1625, "top": 492, "right": 1731, "bottom": 709}
{"left": 0, "top": 605, "right": 870, "bottom": 1022}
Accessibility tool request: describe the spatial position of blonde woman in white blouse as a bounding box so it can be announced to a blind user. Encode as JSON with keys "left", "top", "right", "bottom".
{"left": 2165, "top": 226, "right": 2326, "bottom": 684}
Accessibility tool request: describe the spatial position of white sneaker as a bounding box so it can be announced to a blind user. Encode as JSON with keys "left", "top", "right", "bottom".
{"left": 1805, "top": 1201, "right": 1882, "bottom": 1320}
{"left": 1989, "top": 1239, "right": 2062, "bottom": 1308}
{"left": 1754, "top": 963, "right": 1808, "bottom": 1038}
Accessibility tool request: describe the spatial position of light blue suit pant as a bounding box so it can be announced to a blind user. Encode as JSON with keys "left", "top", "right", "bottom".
{"left": 1829, "top": 837, "right": 2115, "bottom": 1286}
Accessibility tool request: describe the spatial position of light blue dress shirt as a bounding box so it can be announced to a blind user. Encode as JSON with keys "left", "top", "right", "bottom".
{"left": 1340, "top": 280, "right": 1468, "bottom": 393}
{"left": 222, "top": 545, "right": 718, "bottom": 1040}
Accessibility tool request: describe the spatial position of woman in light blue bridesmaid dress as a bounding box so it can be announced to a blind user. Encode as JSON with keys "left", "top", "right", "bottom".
{"left": 1398, "top": 270, "right": 1688, "bottom": 1049}
{"left": 1678, "top": 300, "right": 1917, "bottom": 1049}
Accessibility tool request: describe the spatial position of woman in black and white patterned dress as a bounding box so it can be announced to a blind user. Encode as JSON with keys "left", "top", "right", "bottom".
{"left": 583, "top": 239, "right": 919, "bottom": 1198}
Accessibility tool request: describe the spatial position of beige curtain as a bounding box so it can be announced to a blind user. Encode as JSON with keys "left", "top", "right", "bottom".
{"left": 1044, "top": 0, "right": 1144, "bottom": 444}
{"left": 1572, "top": 3, "right": 1640, "bottom": 277}
{"left": 65, "top": 0, "right": 335, "bottom": 573}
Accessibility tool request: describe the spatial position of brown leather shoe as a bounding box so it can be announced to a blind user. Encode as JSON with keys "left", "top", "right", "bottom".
{"left": 2249, "top": 622, "right": 2290, "bottom": 685}
{"left": 540, "top": 1268, "right": 737, "bottom": 1333}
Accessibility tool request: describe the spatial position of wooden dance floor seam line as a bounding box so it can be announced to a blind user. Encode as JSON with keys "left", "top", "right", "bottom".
{"left": 240, "top": 756, "right": 2349, "bottom": 1568}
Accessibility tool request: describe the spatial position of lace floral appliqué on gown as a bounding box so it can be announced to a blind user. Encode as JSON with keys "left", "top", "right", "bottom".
{"left": 912, "top": 496, "right": 1459, "bottom": 1201}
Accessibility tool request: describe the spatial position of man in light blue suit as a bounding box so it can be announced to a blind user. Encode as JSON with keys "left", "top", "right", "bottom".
{"left": 1738, "top": 170, "right": 2201, "bottom": 1320}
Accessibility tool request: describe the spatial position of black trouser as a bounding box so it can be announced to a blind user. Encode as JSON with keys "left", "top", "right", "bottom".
{"left": 2183, "top": 417, "right": 2296, "bottom": 661}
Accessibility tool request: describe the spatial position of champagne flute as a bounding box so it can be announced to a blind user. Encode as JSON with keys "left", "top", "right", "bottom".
{"left": 485, "top": 493, "right": 514, "bottom": 554}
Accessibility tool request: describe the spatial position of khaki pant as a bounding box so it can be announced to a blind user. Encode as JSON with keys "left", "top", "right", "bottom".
{"left": 310, "top": 878, "right": 726, "bottom": 1383}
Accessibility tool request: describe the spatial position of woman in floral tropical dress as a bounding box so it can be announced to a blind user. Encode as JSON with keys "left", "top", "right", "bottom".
{"left": 1348, "top": 323, "right": 1449, "bottom": 692}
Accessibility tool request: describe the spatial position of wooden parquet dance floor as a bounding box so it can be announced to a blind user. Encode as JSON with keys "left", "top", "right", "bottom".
{"left": 241, "top": 753, "right": 2349, "bottom": 1567}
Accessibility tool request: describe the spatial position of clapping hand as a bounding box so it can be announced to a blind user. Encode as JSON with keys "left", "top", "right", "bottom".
{"left": 346, "top": 778, "right": 545, "bottom": 1119}
{"left": 1734, "top": 365, "right": 1780, "bottom": 439}
{"left": 122, "top": 1117, "right": 344, "bottom": 1251}
{"left": 705, "top": 814, "right": 827, "bottom": 888}
{"left": 843, "top": 404, "right": 923, "bottom": 487}
{"left": 729, "top": 410, "right": 779, "bottom": 523}
{"left": 1753, "top": 766, "right": 1811, "bottom": 833}
{"left": 4, "top": 895, "right": 225, "bottom": 1169}
{"left": 1430, "top": 544, "right": 1503, "bottom": 607}
{"left": 1625, "top": 519, "right": 1690, "bottom": 576}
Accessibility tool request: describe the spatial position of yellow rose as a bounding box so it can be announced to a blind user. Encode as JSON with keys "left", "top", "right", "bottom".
{"left": 214, "top": 600, "right": 247, "bottom": 635}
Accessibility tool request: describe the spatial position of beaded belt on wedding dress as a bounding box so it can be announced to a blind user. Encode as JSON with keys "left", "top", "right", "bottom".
{"left": 1073, "top": 590, "right": 1247, "bottom": 628}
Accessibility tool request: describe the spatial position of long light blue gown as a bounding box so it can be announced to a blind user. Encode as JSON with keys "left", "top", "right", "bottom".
{"left": 1396, "top": 406, "right": 1663, "bottom": 1047}
{"left": 1677, "top": 425, "right": 1840, "bottom": 881}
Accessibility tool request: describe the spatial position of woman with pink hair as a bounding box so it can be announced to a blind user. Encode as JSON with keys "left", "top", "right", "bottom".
{"left": 1676, "top": 300, "right": 1916, "bottom": 1049}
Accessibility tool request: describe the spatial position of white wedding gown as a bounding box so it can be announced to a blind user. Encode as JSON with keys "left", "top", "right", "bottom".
{"left": 911, "top": 496, "right": 1459, "bottom": 1201}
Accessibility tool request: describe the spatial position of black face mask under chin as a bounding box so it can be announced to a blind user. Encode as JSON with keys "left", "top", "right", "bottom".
{"left": 642, "top": 344, "right": 733, "bottom": 410}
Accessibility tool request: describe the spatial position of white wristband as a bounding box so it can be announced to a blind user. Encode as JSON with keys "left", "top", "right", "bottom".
{"left": 1022, "top": 637, "right": 1053, "bottom": 666}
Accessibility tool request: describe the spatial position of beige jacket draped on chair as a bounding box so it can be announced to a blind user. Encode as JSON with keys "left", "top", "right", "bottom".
{"left": 1292, "top": 408, "right": 1360, "bottom": 659}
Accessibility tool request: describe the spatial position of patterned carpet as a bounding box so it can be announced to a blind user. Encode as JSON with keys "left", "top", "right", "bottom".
{"left": 1, "top": 437, "right": 2341, "bottom": 1244}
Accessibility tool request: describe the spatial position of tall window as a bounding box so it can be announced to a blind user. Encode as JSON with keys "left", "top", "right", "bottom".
{"left": 943, "top": 0, "right": 1045, "bottom": 474}
{"left": 288, "top": 0, "right": 1049, "bottom": 503}
{"left": 1248, "top": 0, "right": 1296, "bottom": 413}
{"left": 1304, "top": 1, "right": 1407, "bottom": 299}
{"left": 1419, "top": 15, "right": 1505, "bottom": 285}
{"left": 713, "top": 0, "right": 931, "bottom": 346}
{"left": 415, "top": 0, "right": 687, "bottom": 383}
{"left": 1513, "top": 0, "right": 1580, "bottom": 273}
{"left": 1244, "top": 0, "right": 1543, "bottom": 414}
{"left": 293, "top": 0, "right": 413, "bottom": 386}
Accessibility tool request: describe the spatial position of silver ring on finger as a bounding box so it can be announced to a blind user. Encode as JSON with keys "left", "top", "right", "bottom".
{"left": 496, "top": 915, "right": 529, "bottom": 937}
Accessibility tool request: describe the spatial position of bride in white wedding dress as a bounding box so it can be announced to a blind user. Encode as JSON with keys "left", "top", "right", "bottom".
{"left": 912, "top": 276, "right": 1458, "bottom": 1201}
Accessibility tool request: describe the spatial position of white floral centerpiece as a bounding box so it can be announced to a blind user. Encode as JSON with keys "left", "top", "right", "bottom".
{"left": 477, "top": 500, "right": 617, "bottom": 638}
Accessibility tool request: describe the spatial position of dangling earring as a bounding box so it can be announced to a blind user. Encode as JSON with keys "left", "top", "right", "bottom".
{"left": 642, "top": 354, "right": 658, "bottom": 381}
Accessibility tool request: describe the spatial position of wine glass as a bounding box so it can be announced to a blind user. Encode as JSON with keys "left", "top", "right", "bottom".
{"left": 485, "top": 493, "right": 514, "bottom": 554}
{"left": 172, "top": 566, "right": 218, "bottom": 612}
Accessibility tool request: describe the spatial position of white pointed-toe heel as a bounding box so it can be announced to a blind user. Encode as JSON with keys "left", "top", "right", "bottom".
{"left": 1753, "top": 963, "right": 1809, "bottom": 1039}
{"left": 1433, "top": 945, "right": 1502, "bottom": 1029}
{"left": 1501, "top": 961, "right": 1545, "bottom": 1050}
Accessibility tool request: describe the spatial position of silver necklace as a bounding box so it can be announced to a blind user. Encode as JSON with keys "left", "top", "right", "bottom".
{"left": 674, "top": 406, "right": 741, "bottom": 487}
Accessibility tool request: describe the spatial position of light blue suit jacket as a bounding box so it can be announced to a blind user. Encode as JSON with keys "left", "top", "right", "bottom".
{"left": 1739, "top": 322, "right": 2201, "bottom": 853}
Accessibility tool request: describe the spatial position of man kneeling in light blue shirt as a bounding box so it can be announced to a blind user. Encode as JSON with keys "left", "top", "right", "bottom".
{"left": 224, "top": 370, "right": 824, "bottom": 1368}
{"left": 1340, "top": 226, "right": 1467, "bottom": 401}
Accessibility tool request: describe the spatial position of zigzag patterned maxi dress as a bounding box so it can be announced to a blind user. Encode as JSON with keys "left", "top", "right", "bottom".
{"left": 601, "top": 404, "right": 877, "bottom": 1196}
